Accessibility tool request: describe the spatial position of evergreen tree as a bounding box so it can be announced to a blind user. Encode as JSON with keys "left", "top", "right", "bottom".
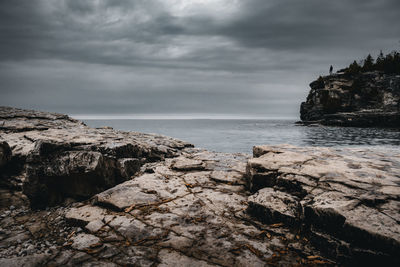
{"left": 392, "top": 51, "right": 400, "bottom": 74}
{"left": 376, "top": 50, "right": 385, "bottom": 71}
{"left": 347, "top": 60, "right": 361, "bottom": 74}
{"left": 362, "top": 54, "right": 374, "bottom": 72}
{"left": 343, "top": 50, "right": 399, "bottom": 75}
{"left": 383, "top": 53, "right": 395, "bottom": 74}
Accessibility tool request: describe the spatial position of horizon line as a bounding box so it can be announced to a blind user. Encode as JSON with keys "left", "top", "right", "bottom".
{"left": 70, "top": 113, "right": 298, "bottom": 120}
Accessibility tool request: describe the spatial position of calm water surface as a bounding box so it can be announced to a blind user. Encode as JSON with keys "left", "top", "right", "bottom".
{"left": 83, "top": 119, "right": 400, "bottom": 153}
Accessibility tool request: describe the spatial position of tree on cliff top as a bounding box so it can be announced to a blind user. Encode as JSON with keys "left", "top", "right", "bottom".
{"left": 382, "top": 51, "right": 400, "bottom": 74}
{"left": 362, "top": 54, "right": 374, "bottom": 72}
{"left": 376, "top": 50, "right": 385, "bottom": 71}
{"left": 343, "top": 50, "right": 400, "bottom": 75}
{"left": 347, "top": 60, "right": 361, "bottom": 74}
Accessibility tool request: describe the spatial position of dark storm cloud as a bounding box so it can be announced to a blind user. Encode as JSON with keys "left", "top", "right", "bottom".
{"left": 219, "top": 0, "right": 400, "bottom": 51}
{"left": 1, "top": 0, "right": 399, "bottom": 62}
{"left": 0, "top": 0, "right": 399, "bottom": 116}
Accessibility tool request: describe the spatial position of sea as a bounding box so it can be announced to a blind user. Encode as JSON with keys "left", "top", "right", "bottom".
{"left": 80, "top": 118, "right": 400, "bottom": 154}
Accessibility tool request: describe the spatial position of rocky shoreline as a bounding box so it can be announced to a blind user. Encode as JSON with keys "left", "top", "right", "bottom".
{"left": 300, "top": 71, "right": 400, "bottom": 127}
{"left": 1, "top": 106, "right": 399, "bottom": 266}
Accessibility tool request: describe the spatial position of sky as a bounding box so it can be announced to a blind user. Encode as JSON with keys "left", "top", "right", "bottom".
{"left": 0, "top": 0, "right": 399, "bottom": 118}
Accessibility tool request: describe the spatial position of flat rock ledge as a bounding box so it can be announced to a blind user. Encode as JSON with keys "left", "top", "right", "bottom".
{"left": 0, "top": 106, "right": 192, "bottom": 208}
{"left": 247, "top": 144, "right": 400, "bottom": 265}
{"left": 1, "top": 106, "right": 399, "bottom": 266}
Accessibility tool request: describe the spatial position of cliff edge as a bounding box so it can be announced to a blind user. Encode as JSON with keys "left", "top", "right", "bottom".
{"left": 300, "top": 71, "right": 400, "bottom": 127}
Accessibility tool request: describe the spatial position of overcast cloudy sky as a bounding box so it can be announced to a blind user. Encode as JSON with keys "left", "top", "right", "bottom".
{"left": 0, "top": 0, "right": 399, "bottom": 117}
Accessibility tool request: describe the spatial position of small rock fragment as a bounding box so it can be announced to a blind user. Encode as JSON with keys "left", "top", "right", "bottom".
{"left": 248, "top": 188, "right": 301, "bottom": 225}
{"left": 71, "top": 233, "right": 101, "bottom": 250}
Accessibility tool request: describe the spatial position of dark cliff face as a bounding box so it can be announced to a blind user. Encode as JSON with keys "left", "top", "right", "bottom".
{"left": 300, "top": 71, "right": 400, "bottom": 127}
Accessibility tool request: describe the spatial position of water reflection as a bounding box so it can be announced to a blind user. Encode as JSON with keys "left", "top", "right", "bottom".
{"left": 300, "top": 125, "right": 400, "bottom": 147}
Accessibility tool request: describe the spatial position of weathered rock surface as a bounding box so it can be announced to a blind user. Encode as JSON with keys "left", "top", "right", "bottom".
{"left": 170, "top": 156, "right": 206, "bottom": 171}
{"left": 0, "top": 106, "right": 192, "bottom": 207}
{"left": 248, "top": 188, "right": 301, "bottom": 225}
{"left": 247, "top": 144, "right": 400, "bottom": 265}
{"left": 300, "top": 71, "right": 400, "bottom": 127}
{"left": 0, "top": 146, "right": 332, "bottom": 266}
{"left": 58, "top": 150, "right": 328, "bottom": 266}
{"left": 1, "top": 106, "right": 399, "bottom": 266}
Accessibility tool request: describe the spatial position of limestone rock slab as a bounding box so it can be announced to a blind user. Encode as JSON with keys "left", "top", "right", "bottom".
{"left": 65, "top": 205, "right": 108, "bottom": 225}
{"left": 94, "top": 173, "right": 188, "bottom": 210}
{"left": 71, "top": 233, "right": 101, "bottom": 250}
{"left": 248, "top": 188, "right": 301, "bottom": 225}
{"left": 0, "top": 106, "right": 192, "bottom": 208}
{"left": 210, "top": 170, "right": 245, "bottom": 185}
{"left": 94, "top": 182, "right": 159, "bottom": 211}
{"left": 171, "top": 157, "right": 205, "bottom": 171}
{"left": 246, "top": 144, "right": 400, "bottom": 263}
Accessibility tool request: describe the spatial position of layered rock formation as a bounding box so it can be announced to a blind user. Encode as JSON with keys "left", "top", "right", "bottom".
{"left": 300, "top": 71, "right": 400, "bottom": 127}
{"left": 247, "top": 145, "right": 400, "bottom": 265}
{"left": 0, "top": 106, "right": 191, "bottom": 208}
{"left": 0, "top": 106, "right": 399, "bottom": 266}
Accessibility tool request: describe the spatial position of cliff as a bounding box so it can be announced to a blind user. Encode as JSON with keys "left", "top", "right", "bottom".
{"left": 300, "top": 71, "right": 400, "bottom": 127}
{"left": 0, "top": 106, "right": 399, "bottom": 266}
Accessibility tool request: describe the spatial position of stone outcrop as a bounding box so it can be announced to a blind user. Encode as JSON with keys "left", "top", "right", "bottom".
{"left": 246, "top": 145, "right": 400, "bottom": 265}
{"left": 300, "top": 71, "right": 400, "bottom": 127}
{"left": 1, "top": 106, "right": 399, "bottom": 266}
{"left": 0, "top": 106, "right": 192, "bottom": 208}
{"left": 1, "top": 149, "right": 332, "bottom": 266}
